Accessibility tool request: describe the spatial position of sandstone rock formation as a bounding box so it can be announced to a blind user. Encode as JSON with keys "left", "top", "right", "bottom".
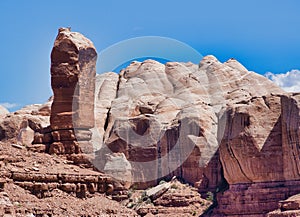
{"left": 0, "top": 105, "right": 9, "bottom": 118}
{"left": 268, "top": 193, "right": 300, "bottom": 217}
{"left": 92, "top": 57, "right": 299, "bottom": 216}
{"left": 281, "top": 93, "right": 300, "bottom": 181}
{"left": 0, "top": 102, "right": 50, "bottom": 144}
{"left": 49, "top": 27, "right": 97, "bottom": 155}
{"left": 93, "top": 56, "right": 285, "bottom": 186}
{"left": 35, "top": 29, "right": 300, "bottom": 216}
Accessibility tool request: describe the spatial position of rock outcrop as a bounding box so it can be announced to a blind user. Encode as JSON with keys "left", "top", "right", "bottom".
{"left": 36, "top": 29, "right": 300, "bottom": 216}
{"left": 281, "top": 93, "right": 300, "bottom": 181}
{"left": 93, "top": 57, "right": 299, "bottom": 215}
{"left": 268, "top": 193, "right": 300, "bottom": 217}
{"left": 49, "top": 27, "right": 97, "bottom": 155}
{"left": 0, "top": 105, "right": 9, "bottom": 118}
{"left": 0, "top": 141, "right": 137, "bottom": 217}
{"left": 0, "top": 102, "right": 50, "bottom": 145}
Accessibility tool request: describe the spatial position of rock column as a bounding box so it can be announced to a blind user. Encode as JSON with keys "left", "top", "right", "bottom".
{"left": 49, "top": 27, "right": 97, "bottom": 154}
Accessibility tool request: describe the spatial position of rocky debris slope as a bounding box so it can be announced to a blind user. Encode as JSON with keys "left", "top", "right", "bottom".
{"left": 267, "top": 194, "right": 300, "bottom": 217}
{"left": 123, "top": 179, "right": 212, "bottom": 217}
{"left": 0, "top": 140, "right": 211, "bottom": 216}
{"left": 0, "top": 141, "right": 137, "bottom": 216}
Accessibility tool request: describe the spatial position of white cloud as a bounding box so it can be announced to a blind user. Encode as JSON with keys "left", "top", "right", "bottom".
{"left": 0, "top": 102, "right": 19, "bottom": 109}
{"left": 265, "top": 70, "right": 300, "bottom": 92}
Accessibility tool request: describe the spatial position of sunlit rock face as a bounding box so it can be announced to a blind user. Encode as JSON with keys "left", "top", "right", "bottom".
{"left": 46, "top": 29, "right": 300, "bottom": 216}
{"left": 49, "top": 27, "right": 97, "bottom": 155}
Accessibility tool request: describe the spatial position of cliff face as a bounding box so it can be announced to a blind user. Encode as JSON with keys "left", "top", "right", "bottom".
{"left": 37, "top": 29, "right": 300, "bottom": 216}
{"left": 212, "top": 93, "right": 300, "bottom": 216}
{"left": 91, "top": 59, "right": 300, "bottom": 216}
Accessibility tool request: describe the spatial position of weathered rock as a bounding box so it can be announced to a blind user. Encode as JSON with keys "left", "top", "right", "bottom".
{"left": 27, "top": 144, "right": 47, "bottom": 153}
{"left": 281, "top": 93, "right": 300, "bottom": 180}
{"left": 213, "top": 180, "right": 300, "bottom": 216}
{"left": 280, "top": 194, "right": 300, "bottom": 211}
{"left": 132, "top": 180, "right": 211, "bottom": 216}
{"left": 268, "top": 194, "right": 300, "bottom": 217}
{"left": 17, "top": 120, "right": 35, "bottom": 146}
{"left": 0, "top": 103, "right": 50, "bottom": 142}
{"left": 0, "top": 191, "right": 14, "bottom": 216}
{"left": 89, "top": 55, "right": 300, "bottom": 216}
{"left": 0, "top": 179, "right": 5, "bottom": 190}
{"left": 39, "top": 29, "right": 300, "bottom": 216}
{"left": 94, "top": 56, "right": 286, "bottom": 189}
{"left": 0, "top": 106, "right": 9, "bottom": 118}
{"left": 49, "top": 27, "right": 97, "bottom": 154}
{"left": 103, "top": 153, "right": 132, "bottom": 188}
{"left": 219, "top": 94, "right": 284, "bottom": 184}
{"left": 50, "top": 27, "right": 96, "bottom": 130}
{"left": 146, "top": 181, "right": 171, "bottom": 200}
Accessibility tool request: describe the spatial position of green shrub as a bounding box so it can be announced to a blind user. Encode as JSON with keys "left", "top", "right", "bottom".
{"left": 206, "top": 191, "right": 214, "bottom": 201}
{"left": 159, "top": 180, "right": 166, "bottom": 185}
{"left": 170, "top": 184, "right": 178, "bottom": 189}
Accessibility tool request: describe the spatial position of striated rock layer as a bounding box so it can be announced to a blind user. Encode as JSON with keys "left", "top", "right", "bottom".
{"left": 267, "top": 193, "right": 300, "bottom": 217}
{"left": 49, "top": 27, "right": 97, "bottom": 155}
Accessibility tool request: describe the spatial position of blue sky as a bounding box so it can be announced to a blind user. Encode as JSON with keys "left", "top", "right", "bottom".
{"left": 0, "top": 0, "right": 300, "bottom": 110}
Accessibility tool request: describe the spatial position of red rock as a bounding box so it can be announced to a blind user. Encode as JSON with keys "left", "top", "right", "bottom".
{"left": 268, "top": 194, "right": 300, "bottom": 217}
{"left": 281, "top": 94, "right": 300, "bottom": 181}
{"left": 50, "top": 27, "right": 96, "bottom": 130}
{"left": 0, "top": 104, "right": 50, "bottom": 142}
{"left": 49, "top": 27, "right": 97, "bottom": 154}
{"left": 27, "top": 28, "right": 300, "bottom": 216}
{"left": 49, "top": 141, "right": 80, "bottom": 155}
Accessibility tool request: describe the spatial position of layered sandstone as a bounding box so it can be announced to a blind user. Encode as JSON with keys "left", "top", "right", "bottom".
{"left": 93, "top": 56, "right": 286, "bottom": 187}
{"left": 92, "top": 57, "right": 299, "bottom": 216}
{"left": 268, "top": 194, "right": 300, "bottom": 217}
{"left": 281, "top": 93, "right": 300, "bottom": 181}
{"left": 37, "top": 29, "right": 300, "bottom": 216}
{"left": 49, "top": 27, "right": 97, "bottom": 155}
{"left": 0, "top": 102, "right": 50, "bottom": 145}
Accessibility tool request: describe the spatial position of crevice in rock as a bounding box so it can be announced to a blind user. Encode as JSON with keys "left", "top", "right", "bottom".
{"left": 262, "top": 95, "right": 271, "bottom": 109}
{"left": 157, "top": 139, "right": 162, "bottom": 184}
{"left": 218, "top": 161, "right": 230, "bottom": 193}
{"left": 115, "top": 73, "right": 122, "bottom": 98}
{"left": 104, "top": 107, "right": 111, "bottom": 132}
{"left": 228, "top": 142, "right": 251, "bottom": 182}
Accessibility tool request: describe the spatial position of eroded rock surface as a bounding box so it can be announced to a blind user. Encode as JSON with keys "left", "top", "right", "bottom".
{"left": 49, "top": 27, "right": 97, "bottom": 155}
{"left": 0, "top": 105, "right": 9, "bottom": 118}
{"left": 0, "top": 102, "right": 50, "bottom": 144}
{"left": 26, "top": 29, "right": 300, "bottom": 216}
{"left": 268, "top": 193, "right": 300, "bottom": 217}
{"left": 281, "top": 93, "right": 300, "bottom": 181}
{"left": 91, "top": 56, "right": 300, "bottom": 216}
